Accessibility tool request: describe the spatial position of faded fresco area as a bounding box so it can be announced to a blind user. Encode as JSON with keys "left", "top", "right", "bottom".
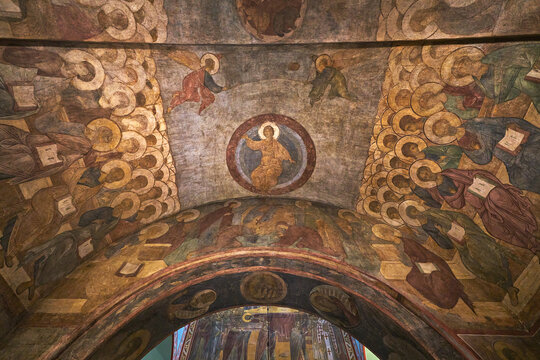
{"left": 0, "top": 1, "right": 538, "bottom": 43}
{"left": 0, "top": 1, "right": 538, "bottom": 360}
{"left": 358, "top": 42, "right": 540, "bottom": 357}
{"left": 2, "top": 197, "right": 535, "bottom": 355}
{"left": 0, "top": 0, "right": 167, "bottom": 42}
{"left": 0, "top": 43, "right": 179, "bottom": 306}
{"left": 172, "top": 306, "right": 375, "bottom": 360}
{"left": 67, "top": 267, "right": 446, "bottom": 360}
{"left": 160, "top": 46, "right": 388, "bottom": 208}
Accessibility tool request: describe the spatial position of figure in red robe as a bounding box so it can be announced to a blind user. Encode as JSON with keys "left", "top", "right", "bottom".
{"left": 402, "top": 237, "right": 475, "bottom": 312}
{"left": 414, "top": 165, "right": 538, "bottom": 257}
{"left": 166, "top": 52, "right": 226, "bottom": 115}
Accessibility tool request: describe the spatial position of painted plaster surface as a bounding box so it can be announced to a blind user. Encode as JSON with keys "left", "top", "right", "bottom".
{"left": 160, "top": 46, "right": 388, "bottom": 208}
{"left": 0, "top": 1, "right": 537, "bottom": 43}
{"left": 0, "top": 1, "right": 538, "bottom": 360}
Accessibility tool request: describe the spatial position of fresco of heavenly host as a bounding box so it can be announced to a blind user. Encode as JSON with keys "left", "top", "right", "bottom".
{"left": 236, "top": 0, "right": 308, "bottom": 42}
{"left": 227, "top": 114, "right": 315, "bottom": 195}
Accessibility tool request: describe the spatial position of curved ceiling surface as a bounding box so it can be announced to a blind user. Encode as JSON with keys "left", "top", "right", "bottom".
{"left": 0, "top": 1, "right": 538, "bottom": 360}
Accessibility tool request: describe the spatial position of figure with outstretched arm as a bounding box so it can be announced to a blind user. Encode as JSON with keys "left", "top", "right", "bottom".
{"left": 242, "top": 124, "right": 294, "bottom": 192}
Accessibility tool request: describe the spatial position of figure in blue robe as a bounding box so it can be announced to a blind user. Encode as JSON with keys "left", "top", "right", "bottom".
{"left": 458, "top": 117, "right": 540, "bottom": 193}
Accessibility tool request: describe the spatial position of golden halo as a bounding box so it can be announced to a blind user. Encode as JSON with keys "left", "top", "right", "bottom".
{"left": 139, "top": 222, "right": 170, "bottom": 241}
{"left": 139, "top": 199, "right": 162, "bottom": 224}
{"left": 387, "top": 81, "right": 412, "bottom": 112}
{"left": 101, "top": 160, "right": 132, "bottom": 189}
{"left": 377, "top": 185, "right": 401, "bottom": 203}
{"left": 441, "top": 46, "right": 485, "bottom": 87}
{"left": 200, "top": 53, "right": 220, "bottom": 75}
{"left": 376, "top": 127, "right": 399, "bottom": 153}
{"left": 383, "top": 151, "right": 404, "bottom": 169}
{"left": 411, "top": 82, "right": 446, "bottom": 117}
{"left": 359, "top": 182, "right": 375, "bottom": 198}
{"left": 395, "top": 136, "right": 427, "bottom": 164}
{"left": 363, "top": 196, "right": 382, "bottom": 218}
{"left": 315, "top": 54, "right": 332, "bottom": 72}
{"left": 158, "top": 165, "right": 170, "bottom": 182}
{"left": 392, "top": 108, "right": 422, "bottom": 135}
{"left": 161, "top": 197, "right": 176, "bottom": 217}
{"left": 153, "top": 180, "right": 170, "bottom": 202}
{"left": 225, "top": 200, "right": 242, "bottom": 208}
{"left": 176, "top": 209, "right": 201, "bottom": 222}
{"left": 424, "top": 111, "right": 462, "bottom": 145}
{"left": 380, "top": 108, "right": 395, "bottom": 127}
{"left": 85, "top": 118, "right": 122, "bottom": 152}
{"left": 370, "top": 157, "right": 384, "bottom": 174}
{"left": 398, "top": 200, "right": 426, "bottom": 227}
{"left": 120, "top": 131, "right": 147, "bottom": 161}
{"left": 372, "top": 123, "right": 383, "bottom": 138}
{"left": 381, "top": 202, "right": 404, "bottom": 227}
{"left": 410, "top": 159, "right": 442, "bottom": 188}
{"left": 130, "top": 169, "right": 155, "bottom": 195}
{"left": 189, "top": 289, "right": 217, "bottom": 309}
{"left": 372, "top": 223, "right": 401, "bottom": 243}
{"left": 387, "top": 168, "right": 412, "bottom": 195}
{"left": 338, "top": 209, "right": 362, "bottom": 222}
{"left": 143, "top": 148, "right": 164, "bottom": 171}
{"left": 111, "top": 191, "right": 141, "bottom": 219}
{"left": 371, "top": 171, "right": 389, "bottom": 188}
{"left": 258, "top": 121, "right": 280, "bottom": 139}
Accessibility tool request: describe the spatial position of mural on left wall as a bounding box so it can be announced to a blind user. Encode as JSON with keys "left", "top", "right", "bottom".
{"left": 0, "top": 41, "right": 179, "bottom": 305}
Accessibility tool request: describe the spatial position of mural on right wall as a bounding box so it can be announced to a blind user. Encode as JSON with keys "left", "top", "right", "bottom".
{"left": 358, "top": 42, "right": 540, "bottom": 358}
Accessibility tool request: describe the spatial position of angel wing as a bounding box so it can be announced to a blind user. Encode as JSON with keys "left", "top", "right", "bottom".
{"left": 330, "top": 50, "right": 365, "bottom": 70}
{"left": 168, "top": 50, "right": 201, "bottom": 71}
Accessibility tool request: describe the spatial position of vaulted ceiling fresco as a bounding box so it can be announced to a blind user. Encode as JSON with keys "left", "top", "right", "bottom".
{"left": 0, "top": 1, "right": 539, "bottom": 360}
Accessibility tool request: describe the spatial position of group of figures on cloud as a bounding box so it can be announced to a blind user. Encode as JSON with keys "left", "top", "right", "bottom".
{"left": 166, "top": 50, "right": 358, "bottom": 115}
{"left": 0, "top": 0, "right": 167, "bottom": 43}
{"left": 139, "top": 199, "right": 384, "bottom": 274}
{"left": 0, "top": 2, "right": 178, "bottom": 301}
{"left": 359, "top": 43, "right": 540, "bottom": 309}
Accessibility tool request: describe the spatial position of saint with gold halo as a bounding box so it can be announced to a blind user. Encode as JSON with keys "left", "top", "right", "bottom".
{"left": 242, "top": 122, "right": 294, "bottom": 192}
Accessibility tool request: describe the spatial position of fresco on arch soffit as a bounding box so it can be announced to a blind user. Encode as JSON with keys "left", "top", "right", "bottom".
{"left": 0, "top": 1, "right": 537, "bottom": 43}
{"left": 11, "top": 197, "right": 535, "bottom": 334}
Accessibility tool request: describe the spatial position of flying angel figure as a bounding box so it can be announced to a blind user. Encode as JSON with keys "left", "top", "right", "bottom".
{"left": 309, "top": 51, "right": 362, "bottom": 106}
{"left": 167, "top": 51, "right": 227, "bottom": 115}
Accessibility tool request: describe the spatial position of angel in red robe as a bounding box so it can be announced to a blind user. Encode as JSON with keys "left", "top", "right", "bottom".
{"left": 166, "top": 52, "right": 227, "bottom": 115}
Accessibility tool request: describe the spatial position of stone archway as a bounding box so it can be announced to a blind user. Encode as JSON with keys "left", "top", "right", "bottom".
{"left": 42, "top": 252, "right": 474, "bottom": 360}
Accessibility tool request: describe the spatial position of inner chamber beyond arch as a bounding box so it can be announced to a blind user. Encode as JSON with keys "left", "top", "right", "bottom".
{"left": 147, "top": 306, "right": 381, "bottom": 360}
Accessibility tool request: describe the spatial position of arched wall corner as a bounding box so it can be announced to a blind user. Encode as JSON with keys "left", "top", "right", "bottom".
{"left": 40, "top": 251, "right": 477, "bottom": 360}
